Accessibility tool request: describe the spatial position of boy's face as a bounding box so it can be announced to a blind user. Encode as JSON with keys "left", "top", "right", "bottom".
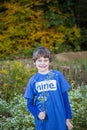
{"left": 34, "top": 57, "right": 50, "bottom": 74}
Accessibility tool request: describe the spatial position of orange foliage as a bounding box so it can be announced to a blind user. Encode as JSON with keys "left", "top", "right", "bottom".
{"left": 0, "top": 0, "right": 81, "bottom": 59}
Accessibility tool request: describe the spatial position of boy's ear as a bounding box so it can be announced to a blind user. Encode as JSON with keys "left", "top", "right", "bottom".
{"left": 33, "top": 61, "right": 35, "bottom": 65}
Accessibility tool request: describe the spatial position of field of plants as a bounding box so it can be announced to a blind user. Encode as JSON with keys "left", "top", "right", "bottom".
{"left": 0, "top": 52, "right": 87, "bottom": 130}
{"left": 0, "top": 0, "right": 87, "bottom": 129}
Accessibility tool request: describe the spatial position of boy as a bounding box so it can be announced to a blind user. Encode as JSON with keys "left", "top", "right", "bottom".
{"left": 24, "top": 47, "right": 73, "bottom": 130}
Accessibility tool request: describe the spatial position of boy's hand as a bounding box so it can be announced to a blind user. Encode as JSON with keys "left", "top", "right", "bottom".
{"left": 66, "top": 119, "right": 73, "bottom": 130}
{"left": 38, "top": 111, "right": 46, "bottom": 120}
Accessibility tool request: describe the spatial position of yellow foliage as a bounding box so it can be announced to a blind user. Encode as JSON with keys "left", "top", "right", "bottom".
{"left": 3, "top": 83, "right": 8, "bottom": 88}
{"left": 1, "top": 69, "right": 8, "bottom": 75}
{"left": 72, "top": 26, "right": 81, "bottom": 38}
{"left": 0, "top": 0, "right": 81, "bottom": 59}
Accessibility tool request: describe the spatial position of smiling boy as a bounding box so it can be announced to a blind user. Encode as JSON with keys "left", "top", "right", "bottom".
{"left": 24, "top": 47, "right": 73, "bottom": 130}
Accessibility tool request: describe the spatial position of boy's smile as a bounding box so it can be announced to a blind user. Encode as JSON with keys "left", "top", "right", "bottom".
{"left": 24, "top": 47, "right": 73, "bottom": 130}
{"left": 35, "top": 57, "right": 50, "bottom": 74}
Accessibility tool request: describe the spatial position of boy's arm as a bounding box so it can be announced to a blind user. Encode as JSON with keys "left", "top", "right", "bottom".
{"left": 27, "top": 98, "right": 40, "bottom": 118}
{"left": 62, "top": 92, "right": 72, "bottom": 119}
{"left": 27, "top": 98, "right": 46, "bottom": 120}
{"left": 62, "top": 92, "right": 73, "bottom": 130}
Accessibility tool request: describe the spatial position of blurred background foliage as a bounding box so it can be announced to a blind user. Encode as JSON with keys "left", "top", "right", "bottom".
{"left": 0, "top": 0, "right": 87, "bottom": 60}
{"left": 0, "top": 1, "right": 87, "bottom": 129}
{"left": 0, "top": 60, "right": 87, "bottom": 130}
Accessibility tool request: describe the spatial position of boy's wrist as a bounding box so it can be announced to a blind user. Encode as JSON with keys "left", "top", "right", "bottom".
{"left": 66, "top": 119, "right": 71, "bottom": 122}
{"left": 66, "top": 119, "right": 73, "bottom": 130}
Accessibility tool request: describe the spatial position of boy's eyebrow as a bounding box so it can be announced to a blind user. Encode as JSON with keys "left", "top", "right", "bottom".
{"left": 37, "top": 57, "right": 49, "bottom": 60}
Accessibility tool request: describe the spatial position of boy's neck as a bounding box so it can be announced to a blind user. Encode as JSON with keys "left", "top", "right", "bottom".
{"left": 38, "top": 70, "right": 50, "bottom": 74}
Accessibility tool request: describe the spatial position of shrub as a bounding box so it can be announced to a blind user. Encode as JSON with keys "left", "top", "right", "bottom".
{"left": 0, "top": 98, "right": 10, "bottom": 118}
{"left": 0, "top": 61, "right": 37, "bottom": 102}
{"left": 0, "top": 84, "right": 87, "bottom": 130}
{"left": 1, "top": 94, "right": 35, "bottom": 130}
{"left": 69, "top": 84, "right": 87, "bottom": 130}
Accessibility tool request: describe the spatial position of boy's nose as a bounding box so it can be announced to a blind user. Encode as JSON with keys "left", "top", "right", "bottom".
{"left": 41, "top": 61, "right": 45, "bottom": 64}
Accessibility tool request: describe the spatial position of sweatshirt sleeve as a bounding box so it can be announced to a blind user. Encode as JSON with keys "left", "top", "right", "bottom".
{"left": 58, "top": 71, "right": 71, "bottom": 93}
{"left": 27, "top": 98, "right": 40, "bottom": 118}
{"left": 62, "top": 92, "right": 72, "bottom": 119}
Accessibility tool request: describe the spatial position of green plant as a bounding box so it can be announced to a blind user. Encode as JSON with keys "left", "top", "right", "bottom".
{"left": 0, "top": 0, "right": 83, "bottom": 60}
{"left": 1, "top": 94, "right": 35, "bottom": 130}
{"left": 0, "top": 61, "right": 37, "bottom": 102}
{"left": 54, "top": 59, "right": 87, "bottom": 86}
{"left": 69, "top": 84, "right": 87, "bottom": 130}
{"left": 1, "top": 84, "right": 87, "bottom": 130}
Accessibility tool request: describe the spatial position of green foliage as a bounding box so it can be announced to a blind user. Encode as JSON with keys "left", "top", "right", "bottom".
{"left": 19, "top": 48, "right": 35, "bottom": 58}
{"left": 80, "top": 28, "right": 87, "bottom": 51}
{"left": 0, "top": 94, "right": 35, "bottom": 130}
{"left": 1, "top": 59, "right": 87, "bottom": 102}
{"left": 0, "top": 85, "right": 87, "bottom": 130}
{"left": 0, "top": 0, "right": 82, "bottom": 60}
{"left": 0, "top": 99, "right": 10, "bottom": 117}
{"left": 53, "top": 59, "right": 87, "bottom": 86}
{"left": 0, "top": 61, "right": 37, "bottom": 102}
{"left": 43, "top": 11, "right": 65, "bottom": 27}
{"left": 0, "top": 59, "right": 87, "bottom": 129}
{"left": 69, "top": 84, "right": 87, "bottom": 130}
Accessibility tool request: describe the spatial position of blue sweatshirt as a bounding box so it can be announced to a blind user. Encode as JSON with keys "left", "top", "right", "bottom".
{"left": 27, "top": 92, "right": 72, "bottom": 119}
{"left": 24, "top": 70, "right": 72, "bottom": 130}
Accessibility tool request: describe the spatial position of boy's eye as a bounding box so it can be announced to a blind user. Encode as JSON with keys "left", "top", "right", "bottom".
{"left": 37, "top": 59, "right": 49, "bottom": 62}
{"left": 44, "top": 60, "right": 49, "bottom": 62}
{"left": 38, "top": 60, "right": 42, "bottom": 62}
